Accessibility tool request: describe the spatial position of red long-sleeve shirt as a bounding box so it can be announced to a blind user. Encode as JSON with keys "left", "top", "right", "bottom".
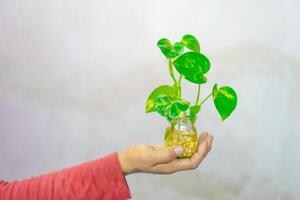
{"left": 0, "top": 152, "right": 131, "bottom": 200}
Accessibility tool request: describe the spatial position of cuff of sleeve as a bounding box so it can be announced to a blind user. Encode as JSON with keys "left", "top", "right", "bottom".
{"left": 104, "top": 152, "right": 132, "bottom": 200}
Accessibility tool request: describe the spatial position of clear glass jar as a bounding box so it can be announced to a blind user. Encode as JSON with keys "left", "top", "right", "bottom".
{"left": 164, "top": 113, "right": 198, "bottom": 158}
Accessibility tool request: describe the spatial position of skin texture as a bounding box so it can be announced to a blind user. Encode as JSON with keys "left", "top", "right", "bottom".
{"left": 118, "top": 132, "right": 213, "bottom": 175}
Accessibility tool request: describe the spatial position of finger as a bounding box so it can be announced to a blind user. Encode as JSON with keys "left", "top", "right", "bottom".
{"left": 198, "top": 132, "right": 209, "bottom": 144}
{"left": 151, "top": 145, "right": 184, "bottom": 164}
{"left": 206, "top": 134, "right": 214, "bottom": 151}
{"left": 149, "top": 144, "right": 166, "bottom": 151}
{"left": 191, "top": 134, "right": 213, "bottom": 165}
{"left": 151, "top": 132, "right": 209, "bottom": 150}
{"left": 152, "top": 135, "right": 213, "bottom": 173}
{"left": 151, "top": 132, "right": 209, "bottom": 153}
{"left": 177, "top": 135, "right": 212, "bottom": 169}
{"left": 149, "top": 133, "right": 211, "bottom": 170}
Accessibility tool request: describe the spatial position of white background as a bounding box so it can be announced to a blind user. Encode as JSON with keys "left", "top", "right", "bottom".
{"left": 0, "top": 0, "right": 299, "bottom": 199}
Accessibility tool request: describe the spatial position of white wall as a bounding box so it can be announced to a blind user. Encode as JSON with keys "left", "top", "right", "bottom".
{"left": 0, "top": 0, "right": 299, "bottom": 199}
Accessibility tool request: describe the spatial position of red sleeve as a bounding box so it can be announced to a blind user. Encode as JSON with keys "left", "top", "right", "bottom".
{"left": 0, "top": 152, "right": 131, "bottom": 200}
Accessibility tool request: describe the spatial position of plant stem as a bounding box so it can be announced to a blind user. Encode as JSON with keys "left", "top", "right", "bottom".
{"left": 177, "top": 75, "right": 182, "bottom": 99}
{"left": 199, "top": 93, "right": 212, "bottom": 106}
{"left": 195, "top": 84, "right": 201, "bottom": 105}
{"left": 169, "top": 59, "right": 182, "bottom": 99}
{"left": 168, "top": 59, "right": 177, "bottom": 85}
{"left": 178, "top": 75, "right": 182, "bottom": 83}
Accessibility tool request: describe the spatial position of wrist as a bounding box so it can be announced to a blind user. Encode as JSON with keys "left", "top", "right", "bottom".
{"left": 117, "top": 150, "right": 136, "bottom": 175}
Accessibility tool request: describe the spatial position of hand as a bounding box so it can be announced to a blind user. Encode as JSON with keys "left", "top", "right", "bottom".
{"left": 118, "top": 132, "right": 213, "bottom": 175}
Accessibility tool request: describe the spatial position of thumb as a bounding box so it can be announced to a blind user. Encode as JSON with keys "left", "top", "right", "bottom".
{"left": 154, "top": 145, "right": 184, "bottom": 163}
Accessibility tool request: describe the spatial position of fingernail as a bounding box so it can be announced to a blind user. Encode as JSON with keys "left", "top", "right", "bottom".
{"left": 203, "top": 132, "right": 209, "bottom": 137}
{"left": 175, "top": 146, "right": 184, "bottom": 156}
{"left": 202, "top": 132, "right": 209, "bottom": 138}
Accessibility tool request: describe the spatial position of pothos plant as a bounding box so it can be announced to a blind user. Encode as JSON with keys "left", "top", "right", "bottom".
{"left": 145, "top": 34, "right": 238, "bottom": 157}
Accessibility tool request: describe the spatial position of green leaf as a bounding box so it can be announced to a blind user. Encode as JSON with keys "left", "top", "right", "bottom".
{"left": 146, "top": 85, "right": 175, "bottom": 113}
{"left": 189, "top": 105, "right": 201, "bottom": 123}
{"left": 173, "top": 52, "right": 210, "bottom": 84}
{"left": 167, "top": 100, "right": 190, "bottom": 121}
{"left": 157, "top": 38, "right": 184, "bottom": 58}
{"left": 151, "top": 95, "right": 190, "bottom": 121}
{"left": 153, "top": 95, "right": 173, "bottom": 117}
{"left": 173, "top": 42, "right": 184, "bottom": 55}
{"left": 212, "top": 84, "right": 238, "bottom": 121}
{"left": 182, "top": 34, "right": 200, "bottom": 52}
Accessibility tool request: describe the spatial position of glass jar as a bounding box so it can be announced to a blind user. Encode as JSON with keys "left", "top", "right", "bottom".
{"left": 164, "top": 113, "right": 198, "bottom": 158}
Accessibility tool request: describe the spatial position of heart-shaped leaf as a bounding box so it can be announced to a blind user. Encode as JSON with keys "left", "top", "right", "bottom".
{"left": 167, "top": 100, "right": 190, "bottom": 121}
{"left": 173, "top": 52, "right": 210, "bottom": 84}
{"left": 182, "top": 34, "right": 200, "bottom": 52}
{"left": 152, "top": 95, "right": 190, "bottom": 121}
{"left": 153, "top": 95, "right": 173, "bottom": 117}
{"left": 157, "top": 38, "right": 184, "bottom": 58}
{"left": 189, "top": 105, "right": 201, "bottom": 123}
{"left": 173, "top": 42, "right": 184, "bottom": 55}
{"left": 146, "top": 85, "right": 175, "bottom": 113}
{"left": 212, "top": 84, "right": 237, "bottom": 121}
